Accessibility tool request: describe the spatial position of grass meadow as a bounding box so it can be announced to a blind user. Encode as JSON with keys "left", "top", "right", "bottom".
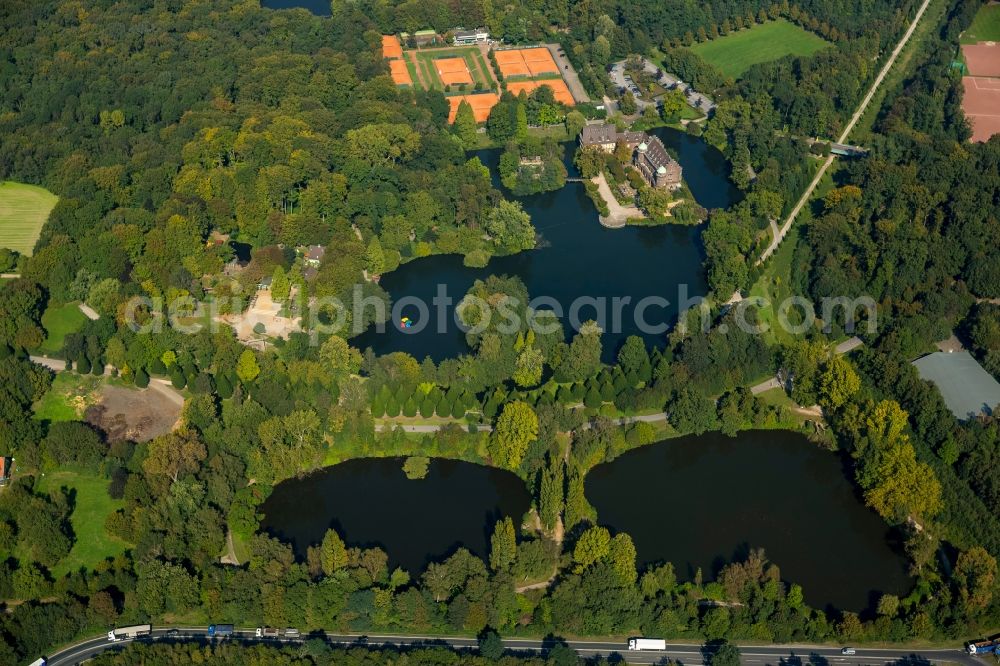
{"left": 691, "top": 19, "right": 831, "bottom": 78}
{"left": 0, "top": 181, "right": 58, "bottom": 255}
{"left": 961, "top": 3, "right": 1000, "bottom": 43}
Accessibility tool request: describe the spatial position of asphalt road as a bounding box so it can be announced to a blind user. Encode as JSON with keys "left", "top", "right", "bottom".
{"left": 42, "top": 626, "right": 982, "bottom": 666}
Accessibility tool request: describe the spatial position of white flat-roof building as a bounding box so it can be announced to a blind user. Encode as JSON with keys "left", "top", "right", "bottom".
{"left": 453, "top": 28, "right": 489, "bottom": 45}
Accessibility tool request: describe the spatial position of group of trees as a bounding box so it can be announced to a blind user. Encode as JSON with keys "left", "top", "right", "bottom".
{"left": 499, "top": 137, "right": 568, "bottom": 196}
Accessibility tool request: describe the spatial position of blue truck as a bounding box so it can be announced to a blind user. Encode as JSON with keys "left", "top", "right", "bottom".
{"left": 207, "top": 624, "right": 235, "bottom": 638}
{"left": 966, "top": 639, "right": 1000, "bottom": 655}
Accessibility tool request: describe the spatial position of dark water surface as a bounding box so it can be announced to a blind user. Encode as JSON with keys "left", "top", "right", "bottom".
{"left": 259, "top": 457, "right": 531, "bottom": 574}
{"left": 585, "top": 430, "right": 912, "bottom": 611}
{"left": 261, "top": 0, "right": 331, "bottom": 16}
{"left": 353, "top": 133, "right": 739, "bottom": 362}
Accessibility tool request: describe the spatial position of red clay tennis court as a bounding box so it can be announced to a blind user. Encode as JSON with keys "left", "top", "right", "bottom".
{"left": 389, "top": 59, "right": 412, "bottom": 86}
{"left": 519, "top": 47, "right": 560, "bottom": 76}
{"left": 382, "top": 35, "right": 403, "bottom": 60}
{"left": 495, "top": 52, "right": 531, "bottom": 78}
{"left": 506, "top": 79, "right": 575, "bottom": 106}
{"left": 434, "top": 57, "right": 474, "bottom": 86}
{"left": 447, "top": 93, "right": 499, "bottom": 123}
{"left": 962, "top": 43, "right": 1000, "bottom": 77}
{"left": 962, "top": 76, "right": 1000, "bottom": 141}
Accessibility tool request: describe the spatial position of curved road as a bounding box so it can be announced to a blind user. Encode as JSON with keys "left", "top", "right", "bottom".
{"left": 758, "top": 0, "right": 933, "bottom": 263}
{"left": 42, "top": 626, "right": 982, "bottom": 666}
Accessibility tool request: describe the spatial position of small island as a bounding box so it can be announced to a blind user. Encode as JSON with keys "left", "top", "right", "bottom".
{"left": 498, "top": 136, "right": 568, "bottom": 196}
{"left": 576, "top": 123, "right": 702, "bottom": 227}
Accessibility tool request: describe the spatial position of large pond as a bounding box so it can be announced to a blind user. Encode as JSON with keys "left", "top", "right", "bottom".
{"left": 585, "top": 430, "right": 912, "bottom": 611}
{"left": 261, "top": 0, "right": 331, "bottom": 15}
{"left": 353, "top": 133, "right": 740, "bottom": 362}
{"left": 259, "top": 457, "right": 531, "bottom": 574}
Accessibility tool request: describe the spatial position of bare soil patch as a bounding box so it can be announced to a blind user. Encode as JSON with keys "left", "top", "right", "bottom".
{"left": 85, "top": 384, "right": 181, "bottom": 443}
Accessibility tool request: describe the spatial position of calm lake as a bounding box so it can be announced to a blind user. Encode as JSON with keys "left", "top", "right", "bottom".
{"left": 261, "top": 0, "right": 331, "bottom": 15}
{"left": 353, "top": 134, "right": 739, "bottom": 362}
{"left": 259, "top": 457, "right": 531, "bottom": 574}
{"left": 260, "top": 433, "right": 908, "bottom": 612}
{"left": 585, "top": 430, "right": 912, "bottom": 611}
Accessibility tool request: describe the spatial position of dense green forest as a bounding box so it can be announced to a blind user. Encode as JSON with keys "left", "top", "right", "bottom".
{"left": 0, "top": 0, "right": 998, "bottom": 662}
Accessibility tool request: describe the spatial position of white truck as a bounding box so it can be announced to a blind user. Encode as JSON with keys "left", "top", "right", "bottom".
{"left": 108, "top": 624, "right": 152, "bottom": 642}
{"left": 628, "top": 638, "right": 667, "bottom": 651}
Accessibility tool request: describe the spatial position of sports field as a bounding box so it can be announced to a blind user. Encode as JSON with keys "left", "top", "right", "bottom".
{"left": 691, "top": 19, "right": 830, "bottom": 78}
{"left": 0, "top": 181, "right": 57, "bottom": 256}
{"left": 448, "top": 93, "right": 500, "bottom": 123}
{"left": 961, "top": 3, "right": 1000, "bottom": 43}
{"left": 506, "top": 79, "right": 575, "bottom": 106}
{"left": 389, "top": 59, "right": 412, "bottom": 86}
{"left": 494, "top": 47, "right": 560, "bottom": 79}
{"left": 434, "top": 57, "right": 474, "bottom": 85}
{"left": 414, "top": 47, "right": 493, "bottom": 90}
{"left": 962, "top": 76, "right": 1000, "bottom": 141}
{"left": 381, "top": 34, "right": 403, "bottom": 59}
{"left": 962, "top": 42, "right": 1000, "bottom": 77}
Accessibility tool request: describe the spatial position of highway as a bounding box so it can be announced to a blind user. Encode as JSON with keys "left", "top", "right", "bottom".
{"left": 41, "top": 626, "right": 984, "bottom": 666}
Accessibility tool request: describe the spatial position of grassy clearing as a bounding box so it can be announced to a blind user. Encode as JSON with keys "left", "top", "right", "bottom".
{"left": 755, "top": 387, "right": 817, "bottom": 428}
{"left": 962, "top": 3, "right": 1000, "bottom": 43}
{"left": 749, "top": 162, "right": 840, "bottom": 345}
{"left": 33, "top": 372, "right": 104, "bottom": 422}
{"left": 749, "top": 219, "right": 802, "bottom": 347}
{"left": 691, "top": 20, "right": 830, "bottom": 78}
{"left": 0, "top": 181, "right": 58, "bottom": 256}
{"left": 36, "top": 469, "right": 128, "bottom": 577}
{"left": 38, "top": 301, "right": 88, "bottom": 355}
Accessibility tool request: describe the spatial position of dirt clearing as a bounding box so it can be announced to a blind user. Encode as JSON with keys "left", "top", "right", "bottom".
{"left": 85, "top": 383, "right": 182, "bottom": 443}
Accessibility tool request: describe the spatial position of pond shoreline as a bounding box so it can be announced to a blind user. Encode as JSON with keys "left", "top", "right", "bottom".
{"left": 258, "top": 425, "right": 909, "bottom": 612}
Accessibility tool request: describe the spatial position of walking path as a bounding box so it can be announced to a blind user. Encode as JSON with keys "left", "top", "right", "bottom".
{"left": 592, "top": 172, "right": 643, "bottom": 228}
{"left": 758, "top": 0, "right": 933, "bottom": 263}
{"left": 220, "top": 530, "right": 240, "bottom": 565}
{"left": 29, "top": 355, "right": 184, "bottom": 404}
{"left": 78, "top": 303, "right": 99, "bottom": 320}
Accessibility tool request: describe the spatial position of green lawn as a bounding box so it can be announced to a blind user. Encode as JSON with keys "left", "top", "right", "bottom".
{"left": 38, "top": 301, "right": 88, "bottom": 355}
{"left": 962, "top": 3, "right": 1000, "bottom": 43}
{"left": 33, "top": 372, "right": 105, "bottom": 422}
{"left": 36, "top": 469, "right": 128, "bottom": 577}
{"left": 691, "top": 20, "right": 831, "bottom": 78}
{"left": 0, "top": 181, "right": 58, "bottom": 256}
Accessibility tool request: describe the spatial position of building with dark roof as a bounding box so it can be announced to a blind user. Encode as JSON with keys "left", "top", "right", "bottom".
{"left": 303, "top": 245, "right": 326, "bottom": 266}
{"left": 579, "top": 123, "right": 619, "bottom": 151}
{"left": 634, "top": 136, "right": 682, "bottom": 190}
{"left": 578, "top": 123, "right": 682, "bottom": 189}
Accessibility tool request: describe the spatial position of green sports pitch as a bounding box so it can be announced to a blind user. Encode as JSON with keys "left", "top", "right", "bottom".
{"left": 691, "top": 19, "right": 831, "bottom": 79}
{"left": 961, "top": 3, "right": 1000, "bottom": 43}
{"left": 0, "top": 181, "right": 58, "bottom": 256}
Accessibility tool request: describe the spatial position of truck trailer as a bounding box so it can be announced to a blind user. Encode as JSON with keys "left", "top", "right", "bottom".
{"left": 107, "top": 625, "right": 152, "bottom": 642}
{"left": 628, "top": 638, "right": 667, "bottom": 651}
{"left": 966, "top": 639, "right": 1000, "bottom": 655}
{"left": 208, "top": 624, "right": 235, "bottom": 638}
